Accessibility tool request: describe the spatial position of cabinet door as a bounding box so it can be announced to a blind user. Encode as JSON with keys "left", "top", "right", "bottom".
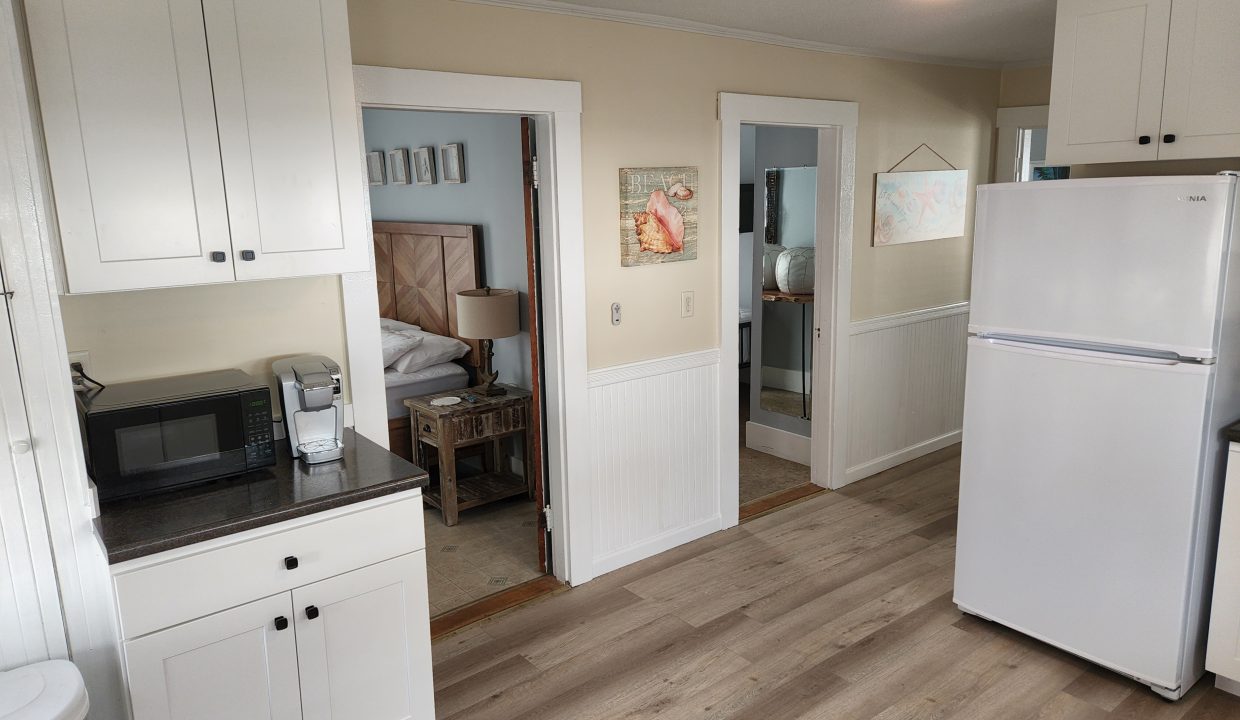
{"left": 1157, "top": 0, "right": 1240, "bottom": 160}
{"left": 202, "top": 0, "right": 369, "bottom": 281}
{"left": 25, "top": 0, "right": 236, "bottom": 293}
{"left": 124, "top": 593, "right": 302, "bottom": 720}
{"left": 1046, "top": 0, "right": 1172, "bottom": 164}
{"left": 293, "top": 552, "right": 434, "bottom": 720}
{"left": 1207, "top": 447, "right": 1240, "bottom": 681}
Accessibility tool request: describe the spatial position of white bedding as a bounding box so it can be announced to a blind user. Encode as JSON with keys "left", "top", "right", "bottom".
{"left": 384, "top": 363, "right": 470, "bottom": 419}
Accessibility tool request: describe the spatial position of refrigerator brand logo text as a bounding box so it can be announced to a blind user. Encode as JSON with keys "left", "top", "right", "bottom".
{"left": 1178, "top": 195, "right": 1208, "bottom": 202}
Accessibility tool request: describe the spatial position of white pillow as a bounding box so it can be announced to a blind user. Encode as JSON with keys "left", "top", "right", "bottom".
{"left": 380, "top": 318, "right": 421, "bottom": 333}
{"left": 391, "top": 331, "right": 470, "bottom": 374}
{"left": 381, "top": 329, "right": 422, "bottom": 367}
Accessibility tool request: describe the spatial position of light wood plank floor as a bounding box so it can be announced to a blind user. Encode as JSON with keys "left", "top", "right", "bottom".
{"left": 430, "top": 446, "right": 1240, "bottom": 719}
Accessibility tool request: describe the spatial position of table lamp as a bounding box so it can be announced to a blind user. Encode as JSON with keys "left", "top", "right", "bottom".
{"left": 455, "top": 288, "right": 519, "bottom": 396}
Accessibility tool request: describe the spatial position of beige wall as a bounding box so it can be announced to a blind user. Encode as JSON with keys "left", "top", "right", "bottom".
{"left": 348, "top": 0, "right": 999, "bottom": 368}
{"left": 59, "top": 276, "right": 350, "bottom": 402}
{"left": 998, "top": 65, "right": 1052, "bottom": 108}
{"left": 60, "top": 2, "right": 1000, "bottom": 378}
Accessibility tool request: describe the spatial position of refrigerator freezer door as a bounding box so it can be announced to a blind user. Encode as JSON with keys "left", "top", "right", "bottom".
{"left": 955, "top": 338, "right": 1211, "bottom": 690}
{"left": 971, "top": 177, "right": 1235, "bottom": 359}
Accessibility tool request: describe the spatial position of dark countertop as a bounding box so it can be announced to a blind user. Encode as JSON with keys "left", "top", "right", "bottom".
{"left": 97, "top": 428, "right": 428, "bottom": 564}
{"left": 1226, "top": 422, "right": 1240, "bottom": 445}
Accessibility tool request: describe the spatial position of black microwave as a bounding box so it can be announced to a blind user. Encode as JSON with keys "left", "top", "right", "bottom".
{"left": 77, "top": 369, "right": 277, "bottom": 501}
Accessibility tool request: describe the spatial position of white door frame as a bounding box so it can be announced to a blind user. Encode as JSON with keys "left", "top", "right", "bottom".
{"left": 0, "top": 1, "right": 126, "bottom": 714}
{"left": 346, "top": 66, "right": 590, "bottom": 584}
{"left": 719, "top": 93, "right": 858, "bottom": 517}
{"left": 994, "top": 105, "right": 1050, "bottom": 183}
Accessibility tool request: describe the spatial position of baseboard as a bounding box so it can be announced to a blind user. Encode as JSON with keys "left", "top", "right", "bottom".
{"left": 592, "top": 516, "right": 722, "bottom": 576}
{"left": 843, "top": 430, "right": 961, "bottom": 485}
{"left": 760, "top": 366, "right": 809, "bottom": 393}
{"left": 1216, "top": 674, "right": 1240, "bottom": 697}
{"left": 746, "top": 421, "right": 810, "bottom": 466}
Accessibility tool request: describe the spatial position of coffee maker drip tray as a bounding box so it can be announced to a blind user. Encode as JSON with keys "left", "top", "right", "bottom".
{"left": 297, "top": 437, "right": 344, "bottom": 464}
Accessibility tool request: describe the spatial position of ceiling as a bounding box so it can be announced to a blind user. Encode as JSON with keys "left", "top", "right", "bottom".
{"left": 474, "top": 0, "right": 1057, "bottom": 67}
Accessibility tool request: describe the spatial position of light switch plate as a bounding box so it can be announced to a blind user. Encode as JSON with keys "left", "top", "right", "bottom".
{"left": 681, "top": 291, "right": 695, "bottom": 318}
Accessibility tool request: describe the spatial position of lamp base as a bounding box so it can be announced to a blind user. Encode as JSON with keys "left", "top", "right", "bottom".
{"left": 477, "top": 383, "right": 507, "bottom": 396}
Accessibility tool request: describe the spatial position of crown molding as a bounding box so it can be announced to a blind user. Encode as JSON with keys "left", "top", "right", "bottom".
{"left": 1000, "top": 58, "right": 1054, "bottom": 70}
{"left": 455, "top": 0, "right": 1008, "bottom": 69}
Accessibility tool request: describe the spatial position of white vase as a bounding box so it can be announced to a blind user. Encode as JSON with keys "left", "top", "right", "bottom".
{"left": 776, "top": 247, "right": 815, "bottom": 294}
{"left": 761, "top": 244, "right": 785, "bottom": 290}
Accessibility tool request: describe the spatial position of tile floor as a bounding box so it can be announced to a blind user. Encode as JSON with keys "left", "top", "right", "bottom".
{"left": 739, "top": 383, "right": 811, "bottom": 505}
{"left": 423, "top": 497, "right": 544, "bottom": 616}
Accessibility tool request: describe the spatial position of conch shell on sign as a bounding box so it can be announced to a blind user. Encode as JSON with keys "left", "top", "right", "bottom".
{"left": 634, "top": 189, "right": 685, "bottom": 254}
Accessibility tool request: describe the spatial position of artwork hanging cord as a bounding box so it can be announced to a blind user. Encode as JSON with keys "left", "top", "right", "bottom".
{"left": 873, "top": 143, "right": 968, "bottom": 247}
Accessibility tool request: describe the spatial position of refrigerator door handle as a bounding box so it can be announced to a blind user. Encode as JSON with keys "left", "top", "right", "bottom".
{"left": 978, "top": 337, "right": 1186, "bottom": 366}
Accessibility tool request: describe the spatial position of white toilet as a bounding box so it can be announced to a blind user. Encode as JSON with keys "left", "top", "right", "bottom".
{"left": 0, "top": 660, "right": 88, "bottom": 720}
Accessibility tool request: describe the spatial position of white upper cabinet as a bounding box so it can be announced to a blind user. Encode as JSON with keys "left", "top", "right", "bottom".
{"left": 1157, "top": 0, "right": 1240, "bottom": 160}
{"left": 25, "top": 0, "right": 368, "bottom": 293}
{"left": 202, "top": 0, "right": 368, "bottom": 281}
{"left": 1047, "top": 0, "right": 1240, "bottom": 165}
{"left": 1047, "top": 0, "right": 1172, "bottom": 164}
{"left": 25, "top": 0, "right": 236, "bottom": 292}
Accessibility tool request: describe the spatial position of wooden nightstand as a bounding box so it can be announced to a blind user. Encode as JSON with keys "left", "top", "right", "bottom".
{"left": 403, "top": 385, "right": 534, "bottom": 526}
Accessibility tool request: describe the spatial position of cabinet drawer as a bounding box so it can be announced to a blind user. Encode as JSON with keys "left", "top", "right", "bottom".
{"left": 416, "top": 412, "right": 439, "bottom": 443}
{"left": 453, "top": 404, "right": 526, "bottom": 442}
{"left": 113, "top": 493, "right": 424, "bottom": 640}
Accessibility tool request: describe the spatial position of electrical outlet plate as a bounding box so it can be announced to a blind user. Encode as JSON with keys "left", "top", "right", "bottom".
{"left": 67, "top": 350, "right": 90, "bottom": 374}
{"left": 681, "top": 291, "right": 695, "bottom": 318}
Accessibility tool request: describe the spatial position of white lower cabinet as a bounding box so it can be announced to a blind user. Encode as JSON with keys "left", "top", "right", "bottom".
{"left": 294, "top": 554, "right": 433, "bottom": 720}
{"left": 112, "top": 494, "right": 434, "bottom": 719}
{"left": 125, "top": 593, "right": 302, "bottom": 720}
{"left": 1207, "top": 446, "right": 1240, "bottom": 691}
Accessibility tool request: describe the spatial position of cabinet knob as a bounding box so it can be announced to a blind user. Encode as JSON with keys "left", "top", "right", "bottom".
{"left": 1138, "top": 135, "right": 1152, "bottom": 145}
{"left": 240, "top": 250, "right": 256, "bottom": 261}
{"left": 423, "top": 424, "right": 431, "bottom": 433}
{"left": 284, "top": 555, "right": 299, "bottom": 570}
{"left": 210, "top": 251, "right": 227, "bottom": 262}
{"left": 10, "top": 440, "right": 31, "bottom": 455}
{"left": 1163, "top": 133, "right": 1177, "bottom": 144}
{"left": 305, "top": 605, "right": 320, "bottom": 620}
{"left": 274, "top": 616, "right": 289, "bottom": 631}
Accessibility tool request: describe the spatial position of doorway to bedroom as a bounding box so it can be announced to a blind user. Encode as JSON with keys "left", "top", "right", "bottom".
{"left": 363, "top": 108, "right": 554, "bottom": 625}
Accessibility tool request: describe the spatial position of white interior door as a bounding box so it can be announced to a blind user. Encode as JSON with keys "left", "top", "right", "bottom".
{"left": 292, "top": 552, "right": 434, "bottom": 720}
{"left": 203, "top": 0, "right": 369, "bottom": 280}
{"left": 24, "top": 0, "right": 235, "bottom": 292}
{"left": 971, "top": 177, "right": 1234, "bottom": 358}
{"left": 0, "top": 285, "right": 65, "bottom": 668}
{"left": 1047, "top": 0, "right": 1171, "bottom": 164}
{"left": 1158, "top": 0, "right": 1240, "bottom": 160}
{"left": 125, "top": 593, "right": 302, "bottom": 720}
{"left": 956, "top": 338, "right": 1211, "bottom": 689}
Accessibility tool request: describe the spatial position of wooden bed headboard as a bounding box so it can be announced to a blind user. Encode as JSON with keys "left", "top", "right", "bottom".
{"left": 373, "top": 221, "right": 483, "bottom": 368}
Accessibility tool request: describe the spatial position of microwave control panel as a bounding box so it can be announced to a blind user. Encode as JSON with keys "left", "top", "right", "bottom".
{"left": 242, "top": 389, "right": 277, "bottom": 469}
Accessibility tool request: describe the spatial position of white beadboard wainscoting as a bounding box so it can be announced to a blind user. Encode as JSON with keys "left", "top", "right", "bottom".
{"left": 586, "top": 349, "right": 722, "bottom": 576}
{"left": 844, "top": 303, "right": 969, "bottom": 485}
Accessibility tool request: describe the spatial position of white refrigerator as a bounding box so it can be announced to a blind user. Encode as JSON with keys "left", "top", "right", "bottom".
{"left": 955, "top": 174, "right": 1240, "bottom": 700}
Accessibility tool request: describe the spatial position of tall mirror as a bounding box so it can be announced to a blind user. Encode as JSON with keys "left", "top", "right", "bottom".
{"left": 758, "top": 166, "right": 816, "bottom": 419}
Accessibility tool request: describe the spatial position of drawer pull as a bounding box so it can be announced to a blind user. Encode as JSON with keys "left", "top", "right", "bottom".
{"left": 274, "top": 616, "right": 289, "bottom": 631}
{"left": 284, "top": 555, "right": 299, "bottom": 570}
{"left": 305, "top": 605, "right": 320, "bottom": 620}
{"left": 1138, "top": 135, "right": 1152, "bottom": 145}
{"left": 423, "top": 424, "right": 431, "bottom": 433}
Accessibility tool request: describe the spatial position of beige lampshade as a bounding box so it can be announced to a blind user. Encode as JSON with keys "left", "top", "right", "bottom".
{"left": 455, "top": 288, "right": 519, "bottom": 340}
